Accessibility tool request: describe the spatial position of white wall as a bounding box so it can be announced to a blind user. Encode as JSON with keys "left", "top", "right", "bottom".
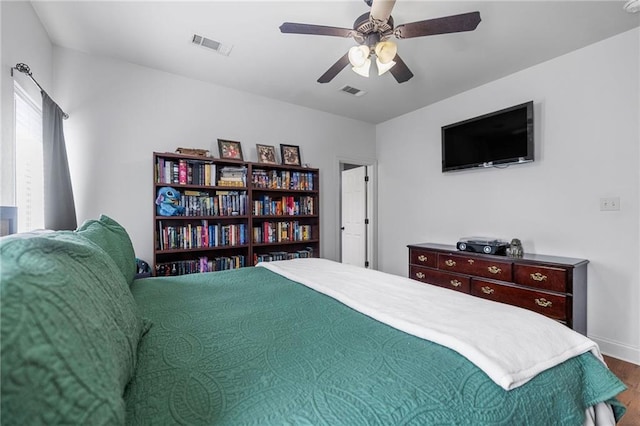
{"left": 376, "top": 28, "right": 640, "bottom": 363}
{"left": 0, "top": 1, "right": 53, "bottom": 205}
{"left": 51, "top": 47, "right": 376, "bottom": 264}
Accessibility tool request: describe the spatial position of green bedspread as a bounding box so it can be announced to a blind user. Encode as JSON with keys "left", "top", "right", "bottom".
{"left": 126, "top": 267, "right": 625, "bottom": 425}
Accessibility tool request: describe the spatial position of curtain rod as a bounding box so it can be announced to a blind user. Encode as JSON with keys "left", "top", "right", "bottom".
{"left": 10, "top": 63, "right": 69, "bottom": 120}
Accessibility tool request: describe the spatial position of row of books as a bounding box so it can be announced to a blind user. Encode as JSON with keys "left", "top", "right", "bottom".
{"left": 218, "top": 166, "right": 247, "bottom": 187}
{"left": 178, "top": 191, "right": 248, "bottom": 217}
{"left": 253, "top": 248, "right": 314, "bottom": 264}
{"left": 155, "top": 255, "right": 246, "bottom": 276}
{"left": 157, "top": 221, "right": 248, "bottom": 250}
{"left": 156, "top": 158, "right": 217, "bottom": 186}
{"left": 252, "top": 221, "right": 312, "bottom": 244}
{"left": 252, "top": 169, "right": 314, "bottom": 190}
{"left": 252, "top": 195, "right": 314, "bottom": 216}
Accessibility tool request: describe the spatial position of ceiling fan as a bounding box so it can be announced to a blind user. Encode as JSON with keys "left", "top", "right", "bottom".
{"left": 279, "top": 0, "right": 481, "bottom": 84}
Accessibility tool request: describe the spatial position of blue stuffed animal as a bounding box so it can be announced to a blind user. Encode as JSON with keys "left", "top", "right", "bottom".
{"left": 155, "top": 187, "right": 185, "bottom": 216}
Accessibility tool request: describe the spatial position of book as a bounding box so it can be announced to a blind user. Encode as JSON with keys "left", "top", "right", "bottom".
{"left": 178, "top": 160, "right": 187, "bottom": 185}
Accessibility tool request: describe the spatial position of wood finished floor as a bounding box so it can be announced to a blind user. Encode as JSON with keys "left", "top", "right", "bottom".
{"left": 603, "top": 355, "right": 640, "bottom": 426}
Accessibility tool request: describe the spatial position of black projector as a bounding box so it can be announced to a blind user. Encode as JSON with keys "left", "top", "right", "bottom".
{"left": 456, "top": 237, "right": 509, "bottom": 255}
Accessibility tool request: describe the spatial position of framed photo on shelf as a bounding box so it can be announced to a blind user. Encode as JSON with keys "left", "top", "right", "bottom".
{"left": 280, "top": 144, "right": 301, "bottom": 166}
{"left": 217, "top": 139, "right": 244, "bottom": 160}
{"left": 256, "top": 144, "right": 278, "bottom": 164}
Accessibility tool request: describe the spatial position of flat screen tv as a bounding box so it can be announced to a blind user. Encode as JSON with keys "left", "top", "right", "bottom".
{"left": 441, "top": 101, "right": 534, "bottom": 172}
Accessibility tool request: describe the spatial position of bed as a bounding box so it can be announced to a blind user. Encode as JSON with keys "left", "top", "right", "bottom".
{"left": 0, "top": 216, "right": 626, "bottom": 425}
{"left": 125, "top": 259, "right": 625, "bottom": 425}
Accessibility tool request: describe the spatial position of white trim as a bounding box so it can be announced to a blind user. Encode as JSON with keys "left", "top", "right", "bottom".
{"left": 14, "top": 81, "right": 42, "bottom": 113}
{"left": 590, "top": 335, "right": 640, "bottom": 365}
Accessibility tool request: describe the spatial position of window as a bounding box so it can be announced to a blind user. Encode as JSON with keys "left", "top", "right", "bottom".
{"left": 14, "top": 82, "right": 44, "bottom": 232}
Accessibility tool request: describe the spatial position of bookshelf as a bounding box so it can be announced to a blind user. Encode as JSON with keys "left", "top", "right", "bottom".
{"left": 153, "top": 152, "right": 320, "bottom": 276}
{"left": 249, "top": 164, "right": 320, "bottom": 265}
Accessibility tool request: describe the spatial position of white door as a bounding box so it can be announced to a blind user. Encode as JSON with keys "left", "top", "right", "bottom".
{"left": 341, "top": 166, "right": 367, "bottom": 267}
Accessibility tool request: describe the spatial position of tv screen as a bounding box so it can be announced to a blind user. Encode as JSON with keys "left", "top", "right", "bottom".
{"left": 441, "top": 101, "right": 534, "bottom": 172}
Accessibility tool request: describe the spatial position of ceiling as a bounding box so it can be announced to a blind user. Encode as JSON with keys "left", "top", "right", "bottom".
{"left": 31, "top": 1, "right": 639, "bottom": 124}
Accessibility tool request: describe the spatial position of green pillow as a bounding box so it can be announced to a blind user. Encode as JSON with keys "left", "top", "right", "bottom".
{"left": 0, "top": 231, "right": 148, "bottom": 424}
{"left": 76, "top": 215, "right": 136, "bottom": 285}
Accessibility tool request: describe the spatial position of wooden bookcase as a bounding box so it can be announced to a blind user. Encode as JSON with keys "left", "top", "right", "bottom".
{"left": 153, "top": 152, "right": 320, "bottom": 276}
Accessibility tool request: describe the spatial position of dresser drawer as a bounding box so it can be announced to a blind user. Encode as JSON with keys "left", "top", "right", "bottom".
{"left": 437, "top": 253, "right": 512, "bottom": 281}
{"left": 409, "top": 266, "right": 470, "bottom": 293}
{"left": 514, "top": 264, "right": 568, "bottom": 293}
{"left": 409, "top": 249, "right": 437, "bottom": 268}
{"left": 471, "top": 279, "right": 567, "bottom": 321}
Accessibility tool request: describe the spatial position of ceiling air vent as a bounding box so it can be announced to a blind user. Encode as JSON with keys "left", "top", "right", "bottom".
{"left": 192, "top": 34, "right": 233, "bottom": 56}
{"left": 339, "top": 85, "right": 366, "bottom": 97}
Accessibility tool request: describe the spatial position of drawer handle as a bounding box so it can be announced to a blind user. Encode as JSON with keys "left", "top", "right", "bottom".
{"left": 481, "top": 286, "right": 495, "bottom": 295}
{"left": 467, "top": 259, "right": 474, "bottom": 264}
{"left": 415, "top": 272, "right": 425, "bottom": 279}
{"left": 535, "top": 298, "right": 553, "bottom": 308}
{"left": 450, "top": 279, "right": 462, "bottom": 288}
{"left": 418, "top": 255, "right": 428, "bottom": 262}
{"left": 487, "top": 266, "right": 502, "bottom": 274}
{"left": 530, "top": 272, "right": 548, "bottom": 282}
{"left": 445, "top": 259, "right": 456, "bottom": 267}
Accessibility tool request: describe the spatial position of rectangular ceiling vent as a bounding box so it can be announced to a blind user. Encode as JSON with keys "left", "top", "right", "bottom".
{"left": 339, "top": 85, "right": 366, "bottom": 97}
{"left": 192, "top": 34, "right": 233, "bottom": 56}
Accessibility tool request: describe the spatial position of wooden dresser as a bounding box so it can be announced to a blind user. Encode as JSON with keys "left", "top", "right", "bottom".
{"left": 408, "top": 243, "right": 588, "bottom": 334}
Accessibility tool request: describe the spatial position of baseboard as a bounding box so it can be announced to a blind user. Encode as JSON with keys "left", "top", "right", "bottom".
{"left": 590, "top": 335, "right": 640, "bottom": 365}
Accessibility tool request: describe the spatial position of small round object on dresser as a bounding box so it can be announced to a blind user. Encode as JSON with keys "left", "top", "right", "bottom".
{"left": 483, "top": 245, "right": 492, "bottom": 254}
{"left": 458, "top": 242, "right": 467, "bottom": 251}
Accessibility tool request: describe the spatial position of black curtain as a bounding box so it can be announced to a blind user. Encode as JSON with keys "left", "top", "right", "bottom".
{"left": 42, "top": 92, "right": 77, "bottom": 230}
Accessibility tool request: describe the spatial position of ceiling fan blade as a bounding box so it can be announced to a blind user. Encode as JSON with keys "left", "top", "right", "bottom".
{"left": 370, "top": 0, "right": 396, "bottom": 23}
{"left": 389, "top": 55, "right": 414, "bottom": 83}
{"left": 280, "top": 22, "right": 356, "bottom": 38}
{"left": 395, "top": 11, "right": 481, "bottom": 39}
{"left": 317, "top": 53, "right": 350, "bottom": 84}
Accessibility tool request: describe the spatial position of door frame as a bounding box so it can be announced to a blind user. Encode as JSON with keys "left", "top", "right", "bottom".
{"left": 336, "top": 157, "right": 377, "bottom": 270}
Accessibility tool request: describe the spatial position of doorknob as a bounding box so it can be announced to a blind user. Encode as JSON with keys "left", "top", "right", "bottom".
{"left": 341, "top": 227, "right": 345, "bottom": 230}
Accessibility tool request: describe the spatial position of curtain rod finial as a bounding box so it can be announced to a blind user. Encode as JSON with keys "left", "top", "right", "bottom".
{"left": 12, "top": 62, "right": 68, "bottom": 119}
{"left": 15, "top": 63, "right": 31, "bottom": 75}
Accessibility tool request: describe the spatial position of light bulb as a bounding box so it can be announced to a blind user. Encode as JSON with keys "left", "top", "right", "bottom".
{"left": 348, "top": 45, "right": 370, "bottom": 68}
{"left": 374, "top": 41, "right": 397, "bottom": 64}
{"left": 376, "top": 58, "right": 396, "bottom": 75}
{"left": 352, "top": 58, "right": 371, "bottom": 78}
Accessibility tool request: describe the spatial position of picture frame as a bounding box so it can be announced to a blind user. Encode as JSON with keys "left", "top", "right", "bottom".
{"left": 256, "top": 144, "right": 278, "bottom": 164}
{"left": 280, "top": 144, "right": 301, "bottom": 166}
{"left": 217, "top": 139, "right": 244, "bottom": 161}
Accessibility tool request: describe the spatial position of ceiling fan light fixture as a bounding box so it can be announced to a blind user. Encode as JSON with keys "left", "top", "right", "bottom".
{"left": 280, "top": 4, "right": 481, "bottom": 84}
{"left": 376, "top": 58, "right": 396, "bottom": 75}
{"left": 348, "top": 45, "right": 370, "bottom": 67}
{"left": 374, "top": 40, "right": 397, "bottom": 64}
{"left": 352, "top": 58, "right": 371, "bottom": 77}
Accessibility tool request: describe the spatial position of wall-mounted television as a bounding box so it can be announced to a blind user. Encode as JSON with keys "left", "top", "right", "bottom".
{"left": 441, "top": 101, "right": 534, "bottom": 172}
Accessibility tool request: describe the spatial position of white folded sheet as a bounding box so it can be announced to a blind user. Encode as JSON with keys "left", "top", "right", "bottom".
{"left": 257, "top": 258, "right": 602, "bottom": 391}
